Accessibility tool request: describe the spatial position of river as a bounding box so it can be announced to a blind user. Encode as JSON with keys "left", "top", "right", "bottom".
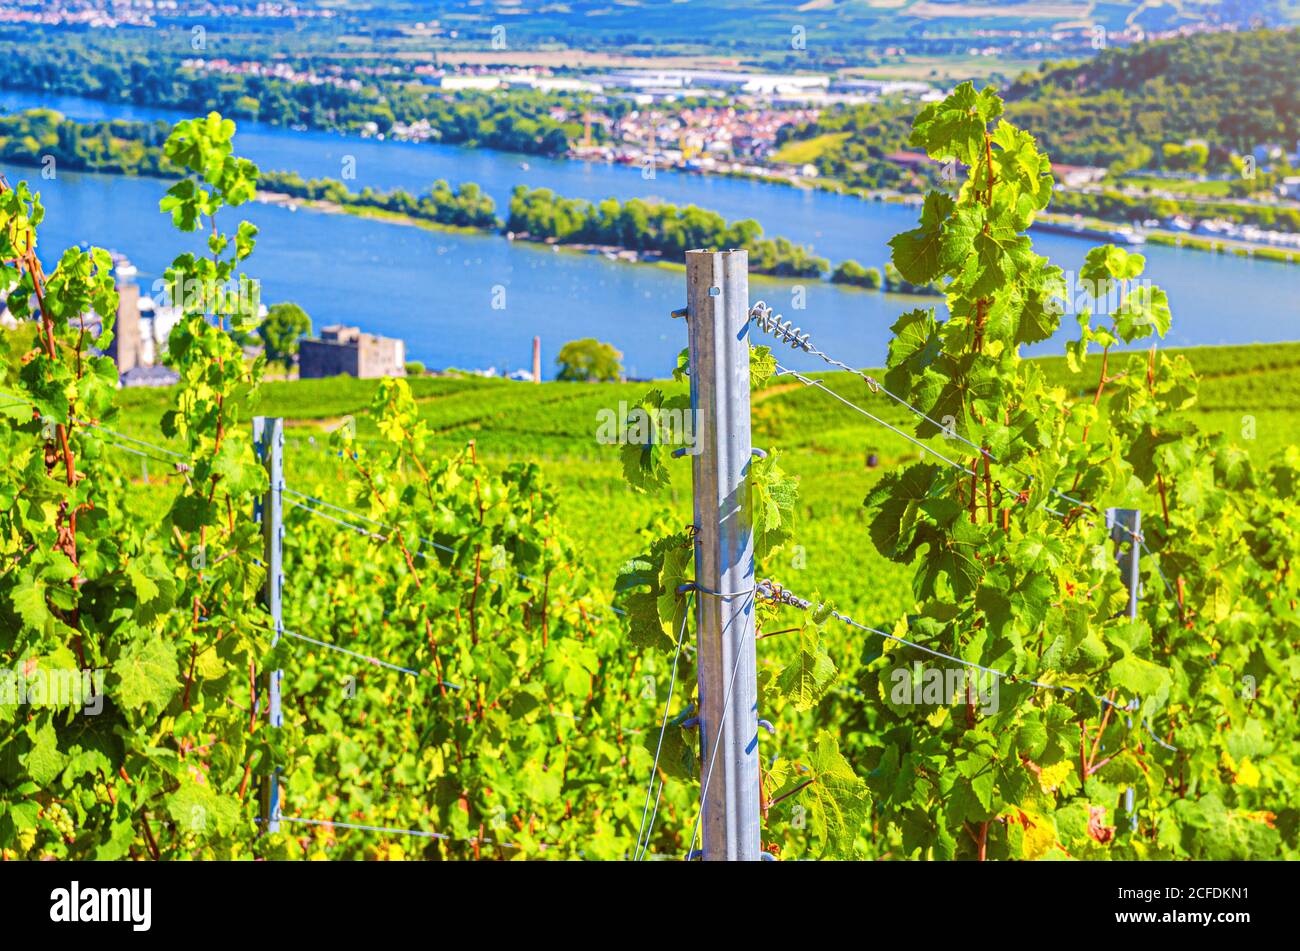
{"left": 2, "top": 89, "right": 1296, "bottom": 379}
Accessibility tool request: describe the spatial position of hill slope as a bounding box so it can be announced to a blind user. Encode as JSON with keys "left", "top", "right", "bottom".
{"left": 1006, "top": 27, "right": 1300, "bottom": 167}
{"left": 776, "top": 26, "right": 1297, "bottom": 184}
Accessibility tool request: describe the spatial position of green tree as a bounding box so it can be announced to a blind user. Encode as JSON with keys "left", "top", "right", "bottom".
{"left": 1162, "top": 141, "right": 1208, "bottom": 172}
{"left": 831, "top": 259, "right": 882, "bottom": 289}
{"left": 259, "top": 301, "right": 312, "bottom": 366}
{"left": 555, "top": 338, "right": 622, "bottom": 382}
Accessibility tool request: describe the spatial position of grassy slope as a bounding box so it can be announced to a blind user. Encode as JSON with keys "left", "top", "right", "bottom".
{"left": 78, "top": 340, "right": 1300, "bottom": 627}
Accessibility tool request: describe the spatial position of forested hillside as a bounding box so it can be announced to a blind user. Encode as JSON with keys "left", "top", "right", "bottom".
{"left": 779, "top": 28, "right": 1298, "bottom": 180}
{"left": 0, "top": 41, "right": 579, "bottom": 156}
{"left": 1005, "top": 28, "right": 1299, "bottom": 169}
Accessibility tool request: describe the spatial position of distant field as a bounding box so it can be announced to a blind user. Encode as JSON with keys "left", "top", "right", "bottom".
{"left": 839, "top": 55, "right": 1047, "bottom": 81}
{"left": 1114, "top": 175, "right": 1238, "bottom": 198}
{"left": 318, "top": 45, "right": 1032, "bottom": 83}
{"left": 36, "top": 339, "right": 1294, "bottom": 627}
{"left": 408, "top": 50, "right": 748, "bottom": 70}
{"left": 907, "top": 1, "right": 1091, "bottom": 19}
{"left": 771, "top": 131, "right": 851, "bottom": 165}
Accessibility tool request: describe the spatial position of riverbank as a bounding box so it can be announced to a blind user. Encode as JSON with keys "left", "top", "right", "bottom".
{"left": 254, "top": 183, "right": 1300, "bottom": 296}
{"left": 1031, "top": 210, "right": 1299, "bottom": 263}
{"left": 257, "top": 190, "right": 487, "bottom": 238}
{"left": 573, "top": 148, "right": 1300, "bottom": 262}
{"left": 572, "top": 147, "right": 1300, "bottom": 264}
{"left": 257, "top": 188, "right": 825, "bottom": 277}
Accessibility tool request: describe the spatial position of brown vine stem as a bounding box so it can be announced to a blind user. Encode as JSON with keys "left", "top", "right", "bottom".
{"left": 982, "top": 130, "right": 996, "bottom": 207}
{"left": 768, "top": 777, "right": 816, "bottom": 809}
{"left": 246, "top": 659, "right": 257, "bottom": 734}
{"left": 10, "top": 196, "right": 87, "bottom": 666}
{"left": 973, "top": 299, "right": 988, "bottom": 353}
{"left": 1087, "top": 690, "right": 1117, "bottom": 771}
{"left": 969, "top": 458, "right": 979, "bottom": 524}
{"left": 1086, "top": 754, "right": 1117, "bottom": 778}
{"left": 424, "top": 616, "right": 449, "bottom": 700}
{"left": 1080, "top": 343, "right": 1112, "bottom": 445}
{"left": 982, "top": 451, "right": 994, "bottom": 523}
{"left": 403, "top": 436, "right": 439, "bottom": 512}
{"left": 355, "top": 461, "right": 425, "bottom": 589}
{"left": 181, "top": 644, "right": 198, "bottom": 711}
{"left": 23, "top": 246, "right": 76, "bottom": 490}
{"left": 140, "top": 813, "right": 161, "bottom": 860}
{"left": 238, "top": 780, "right": 269, "bottom": 844}
{"left": 1066, "top": 337, "right": 1116, "bottom": 497}
{"left": 971, "top": 131, "right": 997, "bottom": 353}
{"left": 75, "top": 314, "right": 86, "bottom": 381}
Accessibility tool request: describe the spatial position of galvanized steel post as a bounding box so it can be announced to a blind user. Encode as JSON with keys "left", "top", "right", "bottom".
{"left": 1107, "top": 508, "right": 1142, "bottom": 620}
{"left": 254, "top": 417, "right": 284, "bottom": 833}
{"left": 685, "top": 249, "right": 761, "bottom": 861}
{"left": 1107, "top": 507, "right": 1141, "bottom": 828}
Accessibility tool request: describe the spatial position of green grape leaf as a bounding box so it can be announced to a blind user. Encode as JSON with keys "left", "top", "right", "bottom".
{"left": 11, "top": 575, "right": 52, "bottom": 631}
{"left": 1114, "top": 285, "right": 1172, "bottom": 341}
{"left": 889, "top": 191, "right": 955, "bottom": 286}
{"left": 803, "top": 731, "right": 870, "bottom": 858}
{"left": 24, "top": 718, "right": 67, "bottom": 786}
{"left": 776, "top": 622, "right": 838, "bottom": 711}
{"left": 165, "top": 780, "right": 241, "bottom": 838}
{"left": 111, "top": 633, "right": 180, "bottom": 715}
{"left": 749, "top": 345, "right": 776, "bottom": 390}
{"left": 909, "top": 81, "right": 1003, "bottom": 165}
{"left": 751, "top": 451, "right": 798, "bottom": 559}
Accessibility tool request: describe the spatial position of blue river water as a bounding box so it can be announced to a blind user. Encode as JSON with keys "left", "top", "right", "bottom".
{"left": 2, "top": 89, "right": 1296, "bottom": 378}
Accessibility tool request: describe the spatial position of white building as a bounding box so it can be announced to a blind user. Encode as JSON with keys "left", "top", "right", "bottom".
{"left": 136, "top": 295, "right": 185, "bottom": 367}
{"left": 440, "top": 76, "right": 501, "bottom": 92}
{"left": 502, "top": 75, "right": 602, "bottom": 94}
{"left": 594, "top": 69, "right": 830, "bottom": 97}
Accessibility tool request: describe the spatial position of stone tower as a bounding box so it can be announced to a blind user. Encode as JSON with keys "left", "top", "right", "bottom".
{"left": 108, "top": 257, "right": 141, "bottom": 374}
